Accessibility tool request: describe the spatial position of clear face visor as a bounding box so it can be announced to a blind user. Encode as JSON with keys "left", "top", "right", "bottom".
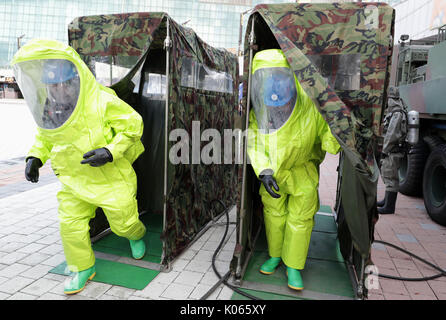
{"left": 13, "top": 59, "right": 80, "bottom": 129}
{"left": 251, "top": 67, "right": 297, "bottom": 131}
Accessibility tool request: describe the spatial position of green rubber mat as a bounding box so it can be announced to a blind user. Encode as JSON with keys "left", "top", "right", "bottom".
{"left": 92, "top": 213, "right": 163, "bottom": 264}
{"left": 49, "top": 259, "right": 159, "bottom": 290}
{"left": 49, "top": 213, "right": 163, "bottom": 290}
{"left": 253, "top": 213, "right": 341, "bottom": 261}
{"left": 232, "top": 209, "right": 355, "bottom": 300}
{"left": 313, "top": 213, "right": 338, "bottom": 233}
{"left": 308, "top": 231, "right": 344, "bottom": 262}
{"left": 318, "top": 205, "right": 333, "bottom": 214}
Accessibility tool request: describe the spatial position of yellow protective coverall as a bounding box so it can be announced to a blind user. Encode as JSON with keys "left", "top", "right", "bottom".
{"left": 247, "top": 49, "right": 341, "bottom": 270}
{"left": 11, "top": 39, "right": 146, "bottom": 272}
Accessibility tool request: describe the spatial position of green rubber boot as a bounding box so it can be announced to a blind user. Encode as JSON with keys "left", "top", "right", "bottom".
{"left": 286, "top": 267, "right": 304, "bottom": 291}
{"left": 260, "top": 257, "right": 281, "bottom": 275}
{"left": 129, "top": 239, "right": 146, "bottom": 260}
{"left": 64, "top": 266, "right": 96, "bottom": 295}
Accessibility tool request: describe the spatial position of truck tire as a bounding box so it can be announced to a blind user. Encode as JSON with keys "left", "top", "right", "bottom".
{"left": 398, "top": 140, "right": 429, "bottom": 197}
{"left": 423, "top": 145, "right": 446, "bottom": 226}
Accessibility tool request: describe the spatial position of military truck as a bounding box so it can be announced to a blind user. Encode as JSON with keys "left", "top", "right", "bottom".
{"left": 391, "top": 25, "right": 446, "bottom": 226}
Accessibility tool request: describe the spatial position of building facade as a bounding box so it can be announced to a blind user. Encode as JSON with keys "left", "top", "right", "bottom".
{"left": 0, "top": 0, "right": 296, "bottom": 68}
{"left": 2, "top": 0, "right": 443, "bottom": 69}
{"left": 391, "top": 0, "right": 446, "bottom": 43}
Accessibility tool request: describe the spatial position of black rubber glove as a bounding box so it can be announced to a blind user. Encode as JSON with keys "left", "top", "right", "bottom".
{"left": 259, "top": 173, "right": 281, "bottom": 199}
{"left": 81, "top": 148, "right": 113, "bottom": 167}
{"left": 25, "top": 157, "right": 43, "bottom": 183}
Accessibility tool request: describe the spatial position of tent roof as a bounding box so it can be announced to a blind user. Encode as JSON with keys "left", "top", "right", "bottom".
{"left": 68, "top": 11, "right": 235, "bottom": 74}
{"left": 246, "top": 2, "right": 395, "bottom": 174}
{"left": 69, "top": 12, "right": 166, "bottom": 58}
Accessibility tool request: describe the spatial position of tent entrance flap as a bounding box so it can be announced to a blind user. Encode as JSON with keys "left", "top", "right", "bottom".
{"left": 233, "top": 166, "right": 263, "bottom": 281}
{"left": 87, "top": 27, "right": 168, "bottom": 249}
{"left": 133, "top": 46, "right": 167, "bottom": 217}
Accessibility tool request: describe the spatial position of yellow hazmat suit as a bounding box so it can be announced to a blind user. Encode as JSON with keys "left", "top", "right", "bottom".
{"left": 247, "top": 49, "right": 340, "bottom": 270}
{"left": 11, "top": 39, "right": 146, "bottom": 272}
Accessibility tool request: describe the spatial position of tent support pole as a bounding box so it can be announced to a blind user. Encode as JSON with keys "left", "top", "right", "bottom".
{"left": 163, "top": 17, "right": 172, "bottom": 262}
{"left": 237, "top": 21, "right": 255, "bottom": 278}
{"left": 358, "top": 257, "right": 365, "bottom": 299}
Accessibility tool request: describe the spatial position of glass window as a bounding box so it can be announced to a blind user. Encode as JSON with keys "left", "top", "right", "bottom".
{"left": 92, "top": 58, "right": 129, "bottom": 86}
{"left": 307, "top": 54, "right": 362, "bottom": 91}
{"left": 142, "top": 73, "right": 167, "bottom": 99}
{"left": 180, "top": 57, "right": 233, "bottom": 94}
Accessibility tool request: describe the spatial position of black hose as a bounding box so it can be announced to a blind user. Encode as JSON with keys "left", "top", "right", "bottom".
{"left": 200, "top": 203, "right": 446, "bottom": 298}
{"left": 200, "top": 270, "right": 231, "bottom": 300}
{"left": 373, "top": 240, "right": 446, "bottom": 281}
{"left": 200, "top": 199, "right": 262, "bottom": 300}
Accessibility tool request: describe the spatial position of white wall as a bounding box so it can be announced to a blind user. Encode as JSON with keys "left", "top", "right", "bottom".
{"left": 304, "top": 0, "right": 445, "bottom": 43}
{"left": 393, "top": 0, "right": 445, "bottom": 42}
{"left": 0, "top": 100, "right": 37, "bottom": 161}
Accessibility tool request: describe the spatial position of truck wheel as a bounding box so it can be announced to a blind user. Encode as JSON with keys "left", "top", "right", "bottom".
{"left": 398, "top": 140, "right": 429, "bottom": 197}
{"left": 423, "top": 145, "right": 446, "bottom": 226}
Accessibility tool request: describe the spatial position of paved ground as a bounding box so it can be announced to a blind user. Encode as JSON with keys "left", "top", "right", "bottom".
{"left": 0, "top": 100, "right": 238, "bottom": 300}
{"left": 0, "top": 99, "right": 445, "bottom": 300}
{"left": 319, "top": 153, "right": 446, "bottom": 300}
{"left": 0, "top": 160, "right": 238, "bottom": 300}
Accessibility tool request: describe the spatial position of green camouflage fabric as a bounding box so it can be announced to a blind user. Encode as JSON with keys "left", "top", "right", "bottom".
{"left": 68, "top": 12, "right": 239, "bottom": 265}
{"left": 69, "top": 12, "right": 165, "bottom": 72}
{"left": 241, "top": 2, "right": 395, "bottom": 175}
{"left": 236, "top": 3, "right": 394, "bottom": 297}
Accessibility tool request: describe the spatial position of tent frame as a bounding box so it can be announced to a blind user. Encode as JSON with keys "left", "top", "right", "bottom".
{"left": 228, "top": 6, "right": 391, "bottom": 298}
{"left": 236, "top": 21, "right": 256, "bottom": 279}
{"left": 162, "top": 16, "right": 171, "bottom": 268}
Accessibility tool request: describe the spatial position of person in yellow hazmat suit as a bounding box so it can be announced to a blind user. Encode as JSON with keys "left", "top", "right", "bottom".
{"left": 247, "top": 49, "right": 341, "bottom": 290}
{"left": 11, "top": 39, "right": 147, "bottom": 295}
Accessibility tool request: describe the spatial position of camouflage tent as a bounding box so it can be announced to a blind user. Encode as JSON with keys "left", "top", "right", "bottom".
{"left": 68, "top": 12, "right": 239, "bottom": 267}
{"left": 233, "top": 3, "right": 394, "bottom": 298}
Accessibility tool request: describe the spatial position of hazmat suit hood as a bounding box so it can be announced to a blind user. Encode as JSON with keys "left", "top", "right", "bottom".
{"left": 248, "top": 49, "right": 323, "bottom": 177}
{"left": 12, "top": 39, "right": 99, "bottom": 134}
{"left": 14, "top": 58, "right": 80, "bottom": 129}
{"left": 11, "top": 39, "right": 144, "bottom": 182}
{"left": 11, "top": 39, "right": 143, "bottom": 165}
